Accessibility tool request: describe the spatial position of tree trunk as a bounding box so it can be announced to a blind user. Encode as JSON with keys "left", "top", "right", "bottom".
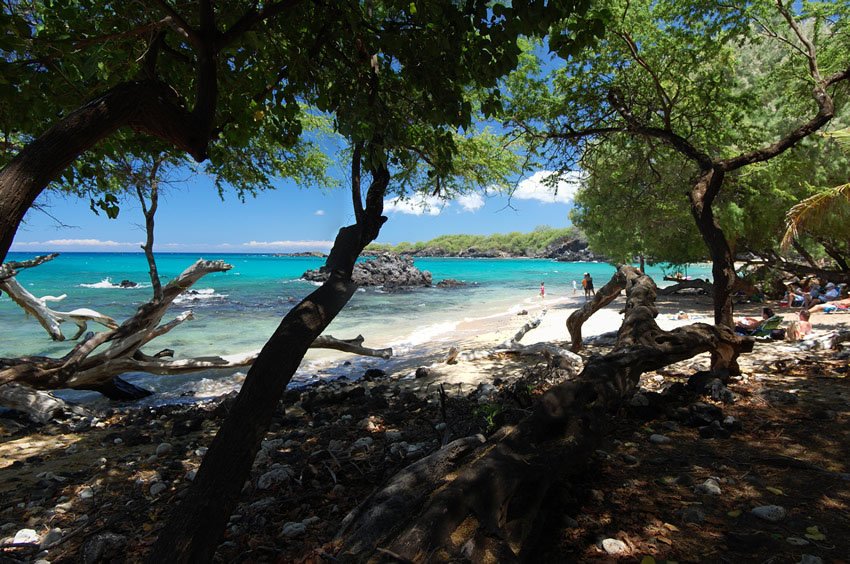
{"left": 0, "top": 80, "right": 209, "bottom": 263}
{"left": 335, "top": 266, "right": 754, "bottom": 560}
{"left": 146, "top": 167, "right": 390, "bottom": 561}
{"left": 689, "top": 169, "right": 736, "bottom": 329}
{"left": 566, "top": 267, "right": 628, "bottom": 352}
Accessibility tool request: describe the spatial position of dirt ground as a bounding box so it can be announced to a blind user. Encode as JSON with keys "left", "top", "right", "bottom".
{"left": 1, "top": 300, "right": 848, "bottom": 563}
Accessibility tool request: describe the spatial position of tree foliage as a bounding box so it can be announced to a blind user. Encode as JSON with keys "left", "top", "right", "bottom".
{"left": 368, "top": 225, "right": 580, "bottom": 256}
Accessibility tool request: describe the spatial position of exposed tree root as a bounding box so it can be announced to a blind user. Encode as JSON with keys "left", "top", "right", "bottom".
{"left": 334, "top": 266, "right": 753, "bottom": 561}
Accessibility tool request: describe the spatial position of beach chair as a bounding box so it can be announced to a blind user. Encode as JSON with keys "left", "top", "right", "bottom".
{"left": 748, "top": 315, "right": 784, "bottom": 338}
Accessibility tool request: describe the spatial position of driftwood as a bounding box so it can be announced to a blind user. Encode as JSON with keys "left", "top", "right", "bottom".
{"left": 1, "top": 258, "right": 392, "bottom": 411}
{"left": 446, "top": 310, "right": 583, "bottom": 375}
{"left": 335, "top": 266, "right": 754, "bottom": 561}
{"left": 659, "top": 277, "right": 712, "bottom": 295}
{"left": 0, "top": 260, "right": 119, "bottom": 340}
{"left": 0, "top": 252, "right": 59, "bottom": 281}
{"left": 0, "top": 382, "right": 85, "bottom": 423}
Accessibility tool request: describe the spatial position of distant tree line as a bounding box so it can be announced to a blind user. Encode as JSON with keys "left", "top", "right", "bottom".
{"left": 366, "top": 226, "right": 581, "bottom": 256}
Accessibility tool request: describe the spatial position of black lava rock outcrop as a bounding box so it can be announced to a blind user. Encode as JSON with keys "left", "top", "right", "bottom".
{"left": 302, "top": 253, "right": 432, "bottom": 288}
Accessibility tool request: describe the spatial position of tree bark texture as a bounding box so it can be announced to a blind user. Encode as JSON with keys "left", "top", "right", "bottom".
{"left": 335, "top": 266, "right": 753, "bottom": 560}
{"left": 146, "top": 168, "right": 391, "bottom": 563}
{"left": 566, "top": 267, "right": 628, "bottom": 352}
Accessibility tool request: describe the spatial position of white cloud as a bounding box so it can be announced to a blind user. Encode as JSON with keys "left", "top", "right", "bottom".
{"left": 455, "top": 193, "right": 485, "bottom": 212}
{"left": 314, "top": 209, "right": 326, "bottom": 216}
{"left": 12, "top": 238, "right": 142, "bottom": 248}
{"left": 242, "top": 240, "right": 334, "bottom": 250}
{"left": 513, "top": 170, "right": 581, "bottom": 204}
{"left": 384, "top": 194, "right": 446, "bottom": 216}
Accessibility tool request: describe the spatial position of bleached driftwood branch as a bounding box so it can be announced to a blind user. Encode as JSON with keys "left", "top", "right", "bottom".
{"left": 0, "top": 276, "right": 119, "bottom": 340}
{"left": 0, "top": 253, "right": 59, "bottom": 281}
{"left": 444, "top": 310, "right": 583, "bottom": 375}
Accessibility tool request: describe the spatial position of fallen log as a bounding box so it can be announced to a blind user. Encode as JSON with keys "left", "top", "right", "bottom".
{"left": 334, "top": 266, "right": 753, "bottom": 561}
{"left": 0, "top": 274, "right": 118, "bottom": 340}
{"left": 658, "top": 278, "right": 712, "bottom": 295}
{"left": 447, "top": 310, "right": 583, "bottom": 375}
{"left": 566, "top": 267, "right": 628, "bottom": 352}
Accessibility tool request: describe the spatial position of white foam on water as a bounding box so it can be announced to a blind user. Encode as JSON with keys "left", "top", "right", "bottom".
{"left": 79, "top": 278, "right": 150, "bottom": 289}
{"left": 387, "top": 320, "right": 459, "bottom": 347}
{"left": 173, "top": 288, "right": 227, "bottom": 304}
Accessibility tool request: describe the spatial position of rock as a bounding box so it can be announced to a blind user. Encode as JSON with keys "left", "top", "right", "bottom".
{"left": 649, "top": 434, "right": 671, "bottom": 444}
{"left": 621, "top": 454, "right": 639, "bottom": 465}
{"left": 40, "top": 527, "right": 62, "bottom": 548}
{"left": 695, "top": 478, "right": 722, "bottom": 495}
{"left": 362, "top": 368, "right": 386, "bottom": 382}
{"left": 351, "top": 437, "right": 373, "bottom": 451}
{"left": 119, "top": 279, "right": 138, "bottom": 288}
{"left": 302, "top": 516, "right": 321, "bottom": 526}
{"left": 699, "top": 420, "right": 731, "bottom": 439}
{"left": 155, "top": 442, "right": 173, "bottom": 457}
{"left": 414, "top": 367, "right": 430, "bottom": 379}
{"left": 78, "top": 486, "right": 94, "bottom": 500}
{"left": 601, "top": 538, "right": 628, "bottom": 554}
{"left": 303, "top": 253, "right": 432, "bottom": 288}
{"left": 751, "top": 505, "right": 787, "bottom": 522}
{"left": 81, "top": 532, "right": 126, "bottom": 564}
{"left": 281, "top": 521, "right": 307, "bottom": 537}
{"left": 679, "top": 505, "right": 706, "bottom": 523}
{"left": 629, "top": 393, "right": 649, "bottom": 407}
{"left": 798, "top": 555, "right": 823, "bottom": 564}
{"left": 13, "top": 528, "right": 39, "bottom": 544}
{"left": 257, "top": 465, "right": 294, "bottom": 490}
{"left": 786, "top": 537, "right": 810, "bottom": 546}
{"left": 149, "top": 482, "right": 167, "bottom": 496}
{"left": 435, "top": 278, "right": 467, "bottom": 288}
{"left": 384, "top": 430, "right": 403, "bottom": 442}
{"left": 760, "top": 389, "right": 798, "bottom": 406}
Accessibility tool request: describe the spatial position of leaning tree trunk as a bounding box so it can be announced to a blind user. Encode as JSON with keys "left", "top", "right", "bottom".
{"left": 146, "top": 162, "right": 391, "bottom": 562}
{"left": 690, "top": 168, "right": 736, "bottom": 330}
{"left": 566, "top": 266, "right": 628, "bottom": 352}
{"left": 335, "top": 266, "right": 753, "bottom": 560}
{"left": 0, "top": 80, "right": 211, "bottom": 263}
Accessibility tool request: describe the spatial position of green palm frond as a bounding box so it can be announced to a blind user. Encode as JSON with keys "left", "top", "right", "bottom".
{"left": 781, "top": 182, "right": 850, "bottom": 250}
{"left": 822, "top": 127, "right": 850, "bottom": 154}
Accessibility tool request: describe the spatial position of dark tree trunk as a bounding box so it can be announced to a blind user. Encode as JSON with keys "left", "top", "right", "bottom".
{"left": 146, "top": 170, "right": 390, "bottom": 562}
{"left": 689, "top": 169, "right": 735, "bottom": 329}
{"left": 0, "top": 80, "right": 210, "bottom": 263}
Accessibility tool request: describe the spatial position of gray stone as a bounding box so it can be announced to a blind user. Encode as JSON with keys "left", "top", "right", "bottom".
{"left": 680, "top": 506, "right": 706, "bottom": 524}
{"left": 81, "top": 532, "right": 126, "bottom": 564}
{"left": 751, "top": 505, "right": 787, "bottom": 522}
{"left": 695, "top": 478, "right": 722, "bottom": 496}
{"left": 786, "top": 537, "right": 810, "bottom": 546}
{"left": 302, "top": 516, "right": 321, "bottom": 526}
{"left": 40, "top": 527, "right": 62, "bottom": 548}
{"left": 351, "top": 437, "right": 373, "bottom": 450}
{"left": 149, "top": 482, "right": 167, "bottom": 496}
{"left": 281, "top": 522, "right": 307, "bottom": 537}
{"left": 601, "top": 538, "right": 628, "bottom": 554}
{"left": 78, "top": 486, "right": 94, "bottom": 500}
{"left": 798, "top": 555, "right": 823, "bottom": 564}
{"left": 629, "top": 393, "right": 649, "bottom": 407}
{"left": 649, "top": 434, "right": 671, "bottom": 444}
{"left": 155, "top": 442, "right": 173, "bottom": 457}
{"left": 257, "top": 465, "right": 294, "bottom": 490}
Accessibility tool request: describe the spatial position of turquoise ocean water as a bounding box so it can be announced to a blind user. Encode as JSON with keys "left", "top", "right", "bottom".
{"left": 1, "top": 253, "right": 709, "bottom": 404}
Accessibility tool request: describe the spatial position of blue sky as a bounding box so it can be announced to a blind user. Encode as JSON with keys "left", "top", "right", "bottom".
{"left": 11, "top": 168, "right": 580, "bottom": 254}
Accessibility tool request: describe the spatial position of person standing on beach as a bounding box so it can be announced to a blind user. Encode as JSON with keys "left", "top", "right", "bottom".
{"left": 540, "top": 281, "right": 545, "bottom": 298}
{"left": 572, "top": 280, "right": 578, "bottom": 294}
{"left": 582, "top": 273, "right": 595, "bottom": 300}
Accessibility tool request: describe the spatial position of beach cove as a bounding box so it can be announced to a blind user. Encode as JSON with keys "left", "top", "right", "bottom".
{"left": 0, "top": 252, "right": 710, "bottom": 404}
